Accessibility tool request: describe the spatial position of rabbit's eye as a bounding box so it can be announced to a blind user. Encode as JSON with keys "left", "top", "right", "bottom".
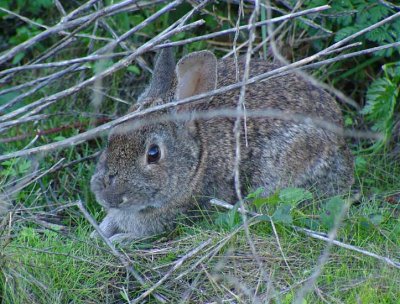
{"left": 147, "top": 144, "right": 161, "bottom": 164}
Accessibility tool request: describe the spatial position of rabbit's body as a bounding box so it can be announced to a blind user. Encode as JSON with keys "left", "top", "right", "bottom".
{"left": 91, "top": 50, "right": 353, "bottom": 241}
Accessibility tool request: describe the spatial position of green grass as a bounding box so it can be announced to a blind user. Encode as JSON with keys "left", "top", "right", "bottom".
{"left": 1, "top": 151, "right": 399, "bottom": 303}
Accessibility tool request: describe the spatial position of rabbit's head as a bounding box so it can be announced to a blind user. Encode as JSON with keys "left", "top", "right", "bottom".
{"left": 91, "top": 49, "right": 218, "bottom": 212}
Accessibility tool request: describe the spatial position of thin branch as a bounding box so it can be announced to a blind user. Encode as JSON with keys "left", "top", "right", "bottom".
{"left": 0, "top": 1, "right": 183, "bottom": 111}
{"left": 0, "top": 0, "right": 137, "bottom": 66}
{"left": 155, "top": 5, "right": 331, "bottom": 50}
{"left": 0, "top": 52, "right": 130, "bottom": 77}
{"left": 1, "top": 36, "right": 394, "bottom": 160}
{"left": 76, "top": 200, "right": 167, "bottom": 303}
{"left": 130, "top": 239, "right": 212, "bottom": 303}
{"left": 0, "top": 0, "right": 189, "bottom": 121}
{"left": 209, "top": 199, "right": 400, "bottom": 270}
{"left": 0, "top": 7, "right": 113, "bottom": 44}
{"left": 0, "top": 105, "right": 383, "bottom": 161}
{"left": 0, "top": 67, "right": 88, "bottom": 98}
{"left": 0, "top": 117, "right": 110, "bottom": 144}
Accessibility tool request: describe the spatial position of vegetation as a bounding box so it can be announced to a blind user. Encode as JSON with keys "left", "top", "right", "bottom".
{"left": 0, "top": 0, "right": 399, "bottom": 303}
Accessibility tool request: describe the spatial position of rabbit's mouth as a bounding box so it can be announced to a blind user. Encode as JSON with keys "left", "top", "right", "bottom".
{"left": 118, "top": 195, "right": 165, "bottom": 211}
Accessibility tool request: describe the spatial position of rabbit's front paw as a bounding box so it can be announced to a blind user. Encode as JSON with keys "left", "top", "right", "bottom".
{"left": 109, "top": 233, "right": 138, "bottom": 245}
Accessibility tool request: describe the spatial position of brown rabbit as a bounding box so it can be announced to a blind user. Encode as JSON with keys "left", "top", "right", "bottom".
{"left": 90, "top": 48, "right": 354, "bottom": 242}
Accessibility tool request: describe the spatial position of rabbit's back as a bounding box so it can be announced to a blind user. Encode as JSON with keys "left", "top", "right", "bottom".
{"left": 193, "top": 56, "right": 353, "bottom": 199}
{"left": 213, "top": 57, "right": 342, "bottom": 124}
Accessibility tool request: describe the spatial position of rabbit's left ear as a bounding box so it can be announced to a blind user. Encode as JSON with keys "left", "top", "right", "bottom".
{"left": 140, "top": 47, "right": 176, "bottom": 101}
{"left": 175, "top": 51, "right": 217, "bottom": 100}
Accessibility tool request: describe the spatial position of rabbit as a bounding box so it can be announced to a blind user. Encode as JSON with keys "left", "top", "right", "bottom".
{"left": 90, "top": 48, "right": 354, "bottom": 242}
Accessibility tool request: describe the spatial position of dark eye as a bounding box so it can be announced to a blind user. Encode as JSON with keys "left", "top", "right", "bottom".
{"left": 147, "top": 144, "right": 161, "bottom": 164}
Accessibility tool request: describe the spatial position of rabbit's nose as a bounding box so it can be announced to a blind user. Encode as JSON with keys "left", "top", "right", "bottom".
{"left": 104, "top": 173, "right": 117, "bottom": 186}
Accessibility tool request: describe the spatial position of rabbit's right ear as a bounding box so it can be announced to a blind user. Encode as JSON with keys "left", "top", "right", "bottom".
{"left": 141, "top": 47, "right": 176, "bottom": 100}
{"left": 175, "top": 51, "right": 217, "bottom": 100}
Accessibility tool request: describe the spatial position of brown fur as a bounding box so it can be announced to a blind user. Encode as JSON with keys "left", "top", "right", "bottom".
{"left": 90, "top": 49, "right": 354, "bottom": 242}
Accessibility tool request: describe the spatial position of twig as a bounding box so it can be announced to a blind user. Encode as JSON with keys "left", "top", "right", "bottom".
{"left": 0, "top": 7, "right": 112, "bottom": 44}
{"left": 54, "top": 0, "right": 67, "bottom": 16}
{"left": 231, "top": 1, "right": 275, "bottom": 300}
{"left": 294, "top": 226, "right": 400, "bottom": 270}
{"left": 0, "top": 64, "right": 80, "bottom": 113}
{"left": 0, "top": 67, "right": 88, "bottom": 98}
{"left": 1, "top": 158, "right": 59, "bottom": 203}
{"left": 0, "top": 1, "right": 191, "bottom": 122}
{"left": 0, "top": 0, "right": 138, "bottom": 66}
{"left": 293, "top": 200, "right": 350, "bottom": 304}
{"left": 0, "top": 106, "right": 383, "bottom": 162}
{"left": 0, "top": 117, "right": 110, "bottom": 144}
{"left": 76, "top": 200, "right": 167, "bottom": 303}
{"left": 61, "top": 0, "right": 99, "bottom": 23}
{"left": 3, "top": 4, "right": 397, "bottom": 120}
{"left": 0, "top": 1, "right": 181, "bottom": 110}
{"left": 0, "top": 114, "right": 50, "bottom": 130}
{"left": 130, "top": 238, "right": 212, "bottom": 303}
{"left": 155, "top": 5, "right": 331, "bottom": 50}
{"left": 1, "top": 11, "right": 400, "bottom": 159}
{"left": 208, "top": 199, "right": 400, "bottom": 270}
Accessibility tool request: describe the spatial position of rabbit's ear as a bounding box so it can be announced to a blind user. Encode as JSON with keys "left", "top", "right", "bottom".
{"left": 143, "top": 47, "right": 176, "bottom": 99}
{"left": 175, "top": 51, "right": 217, "bottom": 100}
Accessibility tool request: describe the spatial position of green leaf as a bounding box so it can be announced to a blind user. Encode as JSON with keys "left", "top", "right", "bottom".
{"left": 18, "top": 159, "right": 31, "bottom": 175}
{"left": 0, "top": 91, "right": 19, "bottom": 107}
{"left": 12, "top": 52, "right": 25, "bottom": 65}
{"left": 320, "top": 197, "right": 345, "bottom": 230}
{"left": 246, "top": 187, "right": 264, "bottom": 199}
{"left": 366, "top": 27, "right": 388, "bottom": 44}
{"left": 298, "top": 218, "right": 320, "bottom": 230}
{"left": 279, "top": 188, "right": 312, "bottom": 206}
{"left": 127, "top": 65, "right": 141, "bottom": 75}
{"left": 253, "top": 192, "right": 280, "bottom": 209}
{"left": 272, "top": 203, "right": 293, "bottom": 224}
{"left": 368, "top": 213, "right": 384, "bottom": 226}
{"left": 215, "top": 204, "right": 241, "bottom": 229}
{"left": 344, "top": 116, "right": 353, "bottom": 127}
{"left": 54, "top": 136, "right": 66, "bottom": 142}
{"left": 335, "top": 26, "right": 359, "bottom": 42}
{"left": 361, "top": 64, "right": 400, "bottom": 152}
{"left": 355, "top": 156, "right": 367, "bottom": 171}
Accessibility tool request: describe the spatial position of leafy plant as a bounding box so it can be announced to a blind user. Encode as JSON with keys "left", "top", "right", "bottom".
{"left": 361, "top": 62, "right": 400, "bottom": 152}
{"left": 290, "top": 0, "right": 400, "bottom": 152}
{"left": 0, "top": 158, "right": 31, "bottom": 178}
{"left": 297, "top": 0, "right": 400, "bottom": 57}
{"left": 246, "top": 187, "right": 313, "bottom": 225}
{"left": 244, "top": 187, "right": 352, "bottom": 232}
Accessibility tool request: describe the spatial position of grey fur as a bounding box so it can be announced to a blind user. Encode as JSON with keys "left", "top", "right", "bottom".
{"left": 90, "top": 50, "right": 354, "bottom": 242}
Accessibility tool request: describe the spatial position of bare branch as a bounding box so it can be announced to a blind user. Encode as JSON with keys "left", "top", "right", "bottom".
{"left": 0, "top": 0, "right": 138, "bottom": 66}
{"left": 76, "top": 200, "right": 167, "bottom": 303}
{"left": 0, "top": 0, "right": 189, "bottom": 119}
{"left": 131, "top": 239, "right": 212, "bottom": 303}
{"left": 209, "top": 199, "right": 400, "bottom": 270}
{"left": 155, "top": 5, "right": 331, "bottom": 50}
{"left": 2, "top": 36, "right": 396, "bottom": 161}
